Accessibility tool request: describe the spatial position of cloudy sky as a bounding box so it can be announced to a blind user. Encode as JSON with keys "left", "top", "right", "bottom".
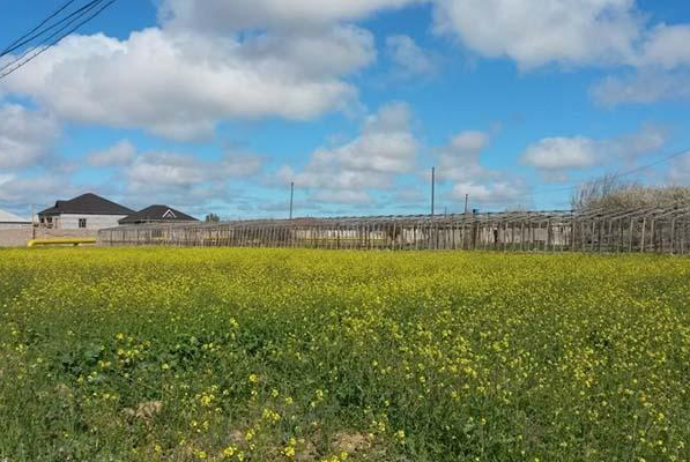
{"left": 1, "top": 0, "right": 689, "bottom": 219}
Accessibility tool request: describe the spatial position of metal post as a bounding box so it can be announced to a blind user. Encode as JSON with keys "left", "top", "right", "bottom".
{"left": 31, "top": 204, "right": 36, "bottom": 240}
{"left": 289, "top": 182, "right": 295, "bottom": 220}
{"left": 431, "top": 167, "right": 436, "bottom": 217}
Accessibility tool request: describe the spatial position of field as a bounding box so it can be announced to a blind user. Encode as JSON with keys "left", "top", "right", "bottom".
{"left": 1, "top": 249, "right": 690, "bottom": 462}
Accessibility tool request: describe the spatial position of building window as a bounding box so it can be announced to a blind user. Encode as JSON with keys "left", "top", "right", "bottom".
{"left": 78, "top": 218, "right": 87, "bottom": 229}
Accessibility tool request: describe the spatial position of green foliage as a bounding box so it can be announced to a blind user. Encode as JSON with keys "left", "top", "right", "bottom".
{"left": 0, "top": 248, "right": 689, "bottom": 461}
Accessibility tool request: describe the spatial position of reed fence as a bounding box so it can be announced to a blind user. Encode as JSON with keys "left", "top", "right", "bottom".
{"left": 98, "top": 206, "right": 690, "bottom": 254}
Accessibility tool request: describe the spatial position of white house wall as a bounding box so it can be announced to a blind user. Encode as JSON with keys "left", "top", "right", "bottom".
{"left": 58, "top": 214, "right": 128, "bottom": 230}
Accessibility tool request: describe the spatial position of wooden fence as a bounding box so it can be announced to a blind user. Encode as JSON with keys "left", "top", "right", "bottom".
{"left": 98, "top": 206, "right": 690, "bottom": 254}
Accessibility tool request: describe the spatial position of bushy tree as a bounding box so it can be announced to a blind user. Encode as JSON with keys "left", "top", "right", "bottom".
{"left": 572, "top": 174, "right": 690, "bottom": 210}
{"left": 205, "top": 213, "right": 221, "bottom": 223}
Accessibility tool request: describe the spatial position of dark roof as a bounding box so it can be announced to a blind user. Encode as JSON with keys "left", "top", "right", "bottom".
{"left": 119, "top": 205, "right": 199, "bottom": 224}
{"left": 39, "top": 193, "right": 135, "bottom": 217}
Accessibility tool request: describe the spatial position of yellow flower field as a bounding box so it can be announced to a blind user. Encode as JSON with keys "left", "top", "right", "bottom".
{"left": 1, "top": 248, "right": 689, "bottom": 461}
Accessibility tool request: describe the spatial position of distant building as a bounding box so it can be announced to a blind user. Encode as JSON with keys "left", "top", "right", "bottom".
{"left": 119, "top": 205, "right": 199, "bottom": 225}
{"left": 0, "top": 209, "right": 31, "bottom": 230}
{"left": 38, "top": 193, "right": 134, "bottom": 230}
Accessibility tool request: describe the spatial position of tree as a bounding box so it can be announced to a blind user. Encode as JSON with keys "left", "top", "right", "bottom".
{"left": 205, "top": 213, "right": 221, "bottom": 223}
{"left": 571, "top": 174, "right": 633, "bottom": 210}
{"left": 572, "top": 174, "right": 690, "bottom": 211}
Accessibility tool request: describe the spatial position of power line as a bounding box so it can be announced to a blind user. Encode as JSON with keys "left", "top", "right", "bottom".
{"left": 525, "top": 147, "right": 690, "bottom": 199}
{"left": 0, "top": 0, "right": 107, "bottom": 75}
{"left": 451, "top": 147, "right": 690, "bottom": 209}
{"left": 0, "top": 0, "right": 106, "bottom": 61}
{"left": 0, "top": 0, "right": 118, "bottom": 81}
{"left": 0, "top": 0, "right": 78, "bottom": 57}
{"left": 616, "top": 147, "right": 690, "bottom": 178}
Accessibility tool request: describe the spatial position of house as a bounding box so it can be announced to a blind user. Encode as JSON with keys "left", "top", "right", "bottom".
{"left": 38, "top": 193, "right": 135, "bottom": 230}
{"left": 0, "top": 208, "right": 31, "bottom": 230}
{"left": 119, "top": 205, "right": 199, "bottom": 225}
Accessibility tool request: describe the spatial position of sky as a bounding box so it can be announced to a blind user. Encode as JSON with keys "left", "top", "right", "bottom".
{"left": 1, "top": 0, "right": 690, "bottom": 220}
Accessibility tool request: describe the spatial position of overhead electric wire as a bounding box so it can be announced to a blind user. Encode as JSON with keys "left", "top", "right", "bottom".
{"left": 0, "top": 0, "right": 105, "bottom": 60}
{"left": 615, "top": 147, "right": 690, "bottom": 178}
{"left": 0, "top": 0, "right": 118, "bottom": 81}
{"left": 0, "top": 0, "right": 78, "bottom": 57}
{"left": 0, "top": 0, "right": 107, "bottom": 76}
{"left": 521, "top": 147, "right": 690, "bottom": 202}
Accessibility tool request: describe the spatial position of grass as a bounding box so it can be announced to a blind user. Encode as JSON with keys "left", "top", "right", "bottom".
{"left": 1, "top": 248, "right": 689, "bottom": 461}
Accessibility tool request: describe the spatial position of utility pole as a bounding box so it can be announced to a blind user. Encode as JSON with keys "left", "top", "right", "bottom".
{"left": 289, "top": 182, "right": 295, "bottom": 220}
{"left": 31, "top": 204, "right": 36, "bottom": 239}
{"left": 431, "top": 167, "right": 436, "bottom": 217}
{"left": 464, "top": 194, "right": 469, "bottom": 214}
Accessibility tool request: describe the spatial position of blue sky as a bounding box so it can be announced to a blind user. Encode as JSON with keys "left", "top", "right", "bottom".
{"left": 1, "top": 0, "right": 690, "bottom": 219}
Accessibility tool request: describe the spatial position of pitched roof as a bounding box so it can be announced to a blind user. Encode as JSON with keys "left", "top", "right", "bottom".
{"left": 39, "top": 193, "right": 135, "bottom": 216}
{"left": 0, "top": 208, "right": 30, "bottom": 223}
{"left": 119, "top": 205, "right": 199, "bottom": 224}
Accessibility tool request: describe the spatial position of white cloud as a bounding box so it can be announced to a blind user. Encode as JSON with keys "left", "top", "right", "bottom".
{"left": 437, "top": 130, "right": 492, "bottom": 181}
{"left": 0, "top": 104, "right": 59, "bottom": 170}
{"left": 0, "top": 174, "right": 80, "bottom": 211}
{"left": 87, "top": 140, "right": 136, "bottom": 167}
{"left": 0, "top": 26, "right": 373, "bottom": 141}
{"left": 120, "top": 150, "right": 263, "bottom": 209}
{"left": 279, "top": 102, "right": 418, "bottom": 205}
{"left": 522, "top": 137, "right": 600, "bottom": 171}
{"left": 591, "top": 24, "right": 690, "bottom": 106}
{"left": 386, "top": 35, "right": 439, "bottom": 77}
{"left": 451, "top": 180, "right": 528, "bottom": 207}
{"left": 434, "top": 0, "right": 640, "bottom": 69}
{"left": 160, "top": 0, "right": 421, "bottom": 32}
{"left": 0, "top": 173, "right": 13, "bottom": 186}
{"left": 521, "top": 125, "right": 669, "bottom": 174}
{"left": 431, "top": 0, "right": 690, "bottom": 107}
{"left": 312, "top": 189, "right": 373, "bottom": 205}
{"left": 610, "top": 123, "right": 668, "bottom": 160}
{"left": 668, "top": 153, "right": 690, "bottom": 184}
{"left": 638, "top": 24, "right": 690, "bottom": 69}
{"left": 128, "top": 151, "right": 263, "bottom": 190}
{"left": 592, "top": 69, "right": 690, "bottom": 106}
{"left": 433, "top": 129, "right": 528, "bottom": 208}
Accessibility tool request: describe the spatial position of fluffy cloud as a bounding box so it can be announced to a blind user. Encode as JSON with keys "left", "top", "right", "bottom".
{"left": 433, "top": 129, "right": 528, "bottom": 208}
{"left": 0, "top": 173, "right": 82, "bottom": 212}
{"left": 591, "top": 24, "right": 690, "bottom": 106}
{"left": 128, "top": 151, "right": 262, "bottom": 190}
{"left": 0, "top": 26, "right": 373, "bottom": 141}
{"left": 0, "top": 104, "right": 59, "bottom": 170}
{"left": 592, "top": 70, "right": 690, "bottom": 106}
{"left": 522, "top": 137, "right": 600, "bottom": 171}
{"left": 610, "top": 124, "right": 669, "bottom": 160}
{"left": 311, "top": 189, "right": 373, "bottom": 205}
{"left": 279, "top": 102, "right": 418, "bottom": 204}
{"left": 638, "top": 24, "right": 690, "bottom": 69}
{"left": 119, "top": 150, "right": 264, "bottom": 209}
{"left": 434, "top": 0, "right": 640, "bottom": 69}
{"left": 667, "top": 153, "right": 690, "bottom": 184}
{"left": 160, "top": 0, "right": 420, "bottom": 32}
{"left": 521, "top": 125, "right": 668, "bottom": 174}
{"left": 386, "top": 35, "right": 439, "bottom": 77}
{"left": 87, "top": 140, "right": 136, "bottom": 167}
{"left": 437, "top": 130, "right": 493, "bottom": 181}
{"left": 450, "top": 181, "right": 529, "bottom": 207}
